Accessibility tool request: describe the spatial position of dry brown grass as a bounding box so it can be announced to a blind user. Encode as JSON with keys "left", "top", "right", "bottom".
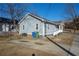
{"left": 0, "top": 33, "right": 32, "bottom": 41}
{"left": 53, "top": 32, "right": 75, "bottom": 45}
{"left": 0, "top": 41, "right": 57, "bottom": 56}
{"left": 0, "top": 35, "right": 10, "bottom": 41}
{"left": 0, "top": 34, "right": 22, "bottom": 41}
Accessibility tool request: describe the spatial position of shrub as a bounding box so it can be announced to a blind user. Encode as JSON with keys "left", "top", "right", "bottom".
{"left": 21, "top": 33, "right": 27, "bottom": 36}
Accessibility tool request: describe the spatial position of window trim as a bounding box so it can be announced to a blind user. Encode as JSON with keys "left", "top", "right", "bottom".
{"left": 23, "top": 25, "right": 24, "bottom": 30}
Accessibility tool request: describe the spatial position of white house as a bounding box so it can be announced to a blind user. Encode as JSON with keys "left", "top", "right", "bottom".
{"left": 0, "top": 17, "right": 18, "bottom": 34}
{"left": 19, "top": 13, "right": 63, "bottom": 36}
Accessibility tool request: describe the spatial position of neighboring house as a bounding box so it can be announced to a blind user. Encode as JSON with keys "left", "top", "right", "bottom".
{"left": 19, "top": 13, "right": 64, "bottom": 36}
{"left": 0, "top": 17, "right": 18, "bottom": 34}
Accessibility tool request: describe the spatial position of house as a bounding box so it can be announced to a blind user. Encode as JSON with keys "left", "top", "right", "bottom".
{"left": 0, "top": 17, "right": 18, "bottom": 34}
{"left": 18, "top": 13, "right": 64, "bottom": 36}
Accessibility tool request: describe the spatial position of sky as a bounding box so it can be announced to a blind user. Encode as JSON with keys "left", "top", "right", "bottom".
{"left": 0, "top": 3, "right": 79, "bottom": 21}
{"left": 28, "top": 3, "right": 66, "bottom": 21}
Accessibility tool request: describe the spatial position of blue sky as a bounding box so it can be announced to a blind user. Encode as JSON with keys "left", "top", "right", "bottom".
{"left": 0, "top": 3, "right": 79, "bottom": 21}
{"left": 28, "top": 3, "right": 67, "bottom": 21}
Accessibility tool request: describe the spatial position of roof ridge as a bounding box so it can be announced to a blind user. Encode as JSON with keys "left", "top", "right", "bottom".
{"left": 19, "top": 12, "right": 61, "bottom": 26}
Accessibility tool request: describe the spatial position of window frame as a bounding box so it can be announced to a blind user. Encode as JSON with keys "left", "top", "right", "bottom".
{"left": 23, "top": 25, "right": 24, "bottom": 30}
{"left": 36, "top": 24, "right": 38, "bottom": 30}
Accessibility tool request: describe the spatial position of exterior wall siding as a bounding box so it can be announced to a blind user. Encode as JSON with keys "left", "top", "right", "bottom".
{"left": 45, "top": 23, "right": 59, "bottom": 35}
{"left": 19, "top": 14, "right": 63, "bottom": 36}
{"left": 0, "top": 23, "right": 17, "bottom": 33}
{"left": 2, "top": 24, "right": 9, "bottom": 32}
{"left": 19, "top": 15, "right": 43, "bottom": 35}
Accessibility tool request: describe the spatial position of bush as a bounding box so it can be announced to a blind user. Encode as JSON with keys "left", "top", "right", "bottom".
{"left": 21, "top": 33, "right": 27, "bottom": 36}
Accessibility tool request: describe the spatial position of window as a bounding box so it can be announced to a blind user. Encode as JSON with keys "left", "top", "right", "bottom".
{"left": 0, "top": 25, "right": 2, "bottom": 31}
{"left": 36, "top": 24, "right": 38, "bottom": 30}
{"left": 23, "top": 25, "right": 24, "bottom": 30}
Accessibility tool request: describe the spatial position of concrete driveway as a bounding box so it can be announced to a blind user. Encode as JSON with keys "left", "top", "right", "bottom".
{"left": 70, "top": 33, "right": 79, "bottom": 55}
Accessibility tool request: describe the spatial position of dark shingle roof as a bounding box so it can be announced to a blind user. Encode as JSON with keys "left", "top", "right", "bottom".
{"left": 0, "top": 17, "right": 18, "bottom": 24}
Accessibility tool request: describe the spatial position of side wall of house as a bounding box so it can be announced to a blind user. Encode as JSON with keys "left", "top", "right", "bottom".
{"left": 0, "top": 23, "right": 17, "bottom": 33}
{"left": 19, "top": 15, "right": 43, "bottom": 35}
{"left": 45, "top": 23, "right": 59, "bottom": 35}
{"left": 19, "top": 15, "right": 63, "bottom": 36}
{"left": 2, "top": 24, "right": 9, "bottom": 32}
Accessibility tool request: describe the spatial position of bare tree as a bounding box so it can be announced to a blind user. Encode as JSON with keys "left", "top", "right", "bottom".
{"left": 0, "top": 3, "right": 29, "bottom": 31}
{"left": 7, "top": 4, "right": 30, "bottom": 39}
{"left": 65, "top": 3, "right": 79, "bottom": 32}
{"left": 0, "top": 3, "right": 30, "bottom": 40}
{"left": 64, "top": 4, "right": 79, "bottom": 55}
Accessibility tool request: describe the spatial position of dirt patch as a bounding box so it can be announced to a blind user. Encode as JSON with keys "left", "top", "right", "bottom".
{"left": 34, "top": 42, "right": 44, "bottom": 45}
{"left": 21, "top": 35, "right": 32, "bottom": 40}
{"left": 20, "top": 41, "right": 29, "bottom": 42}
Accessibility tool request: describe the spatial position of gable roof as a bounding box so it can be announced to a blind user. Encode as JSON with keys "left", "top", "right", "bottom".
{"left": 19, "top": 13, "right": 60, "bottom": 26}
{"left": 0, "top": 17, "right": 11, "bottom": 23}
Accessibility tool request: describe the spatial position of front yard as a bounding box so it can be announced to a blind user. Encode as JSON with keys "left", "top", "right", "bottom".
{"left": 0, "top": 41, "right": 55, "bottom": 56}
{"left": 0, "top": 32, "right": 77, "bottom": 56}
